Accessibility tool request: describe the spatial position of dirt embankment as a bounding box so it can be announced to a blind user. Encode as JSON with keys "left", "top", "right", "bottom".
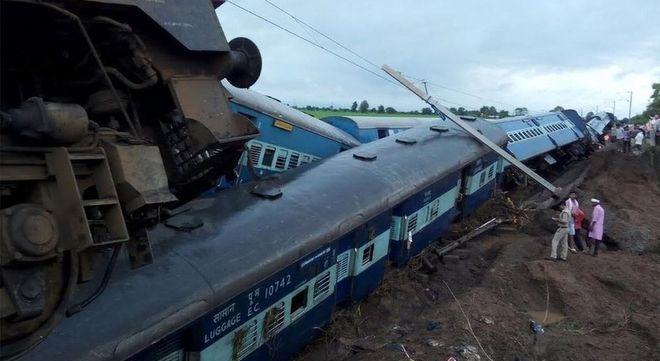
{"left": 297, "top": 148, "right": 660, "bottom": 361}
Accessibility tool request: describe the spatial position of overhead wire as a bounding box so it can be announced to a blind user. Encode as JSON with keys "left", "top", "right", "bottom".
{"left": 228, "top": 0, "right": 508, "bottom": 112}
{"left": 225, "top": 0, "right": 401, "bottom": 87}
{"left": 260, "top": 0, "right": 478, "bottom": 109}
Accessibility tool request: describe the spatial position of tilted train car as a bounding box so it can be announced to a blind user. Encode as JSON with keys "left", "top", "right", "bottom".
{"left": 323, "top": 115, "right": 503, "bottom": 220}
{"left": 222, "top": 84, "right": 360, "bottom": 185}
{"left": 586, "top": 112, "right": 616, "bottom": 141}
{"left": 20, "top": 119, "right": 507, "bottom": 361}
{"left": 0, "top": 0, "right": 263, "bottom": 358}
{"left": 489, "top": 111, "right": 589, "bottom": 171}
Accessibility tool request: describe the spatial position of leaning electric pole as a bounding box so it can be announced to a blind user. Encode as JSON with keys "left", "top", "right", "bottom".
{"left": 627, "top": 91, "right": 633, "bottom": 119}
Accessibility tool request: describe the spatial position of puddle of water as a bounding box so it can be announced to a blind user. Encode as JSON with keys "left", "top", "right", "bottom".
{"left": 528, "top": 310, "right": 566, "bottom": 325}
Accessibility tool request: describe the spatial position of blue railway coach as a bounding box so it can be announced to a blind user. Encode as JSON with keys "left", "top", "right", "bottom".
{"left": 322, "top": 115, "right": 435, "bottom": 143}
{"left": 26, "top": 119, "right": 507, "bottom": 361}
{"left": 224, "top": 84, "right": 360, "bottom": 184}
{"left": 490, "top": 111, "right": 587, "bottom": 169}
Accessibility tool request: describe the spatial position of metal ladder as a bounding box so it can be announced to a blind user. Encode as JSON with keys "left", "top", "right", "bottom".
{"left": 46, "top": 148, "right": 129, "bottom": 250}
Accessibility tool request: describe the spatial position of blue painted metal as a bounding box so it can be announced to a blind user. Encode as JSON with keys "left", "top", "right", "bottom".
{"left": 322, "top": 116, "right": 435, "bottom": 143}
{"left": 224, "top": 85, "right": 360, "bottom": 185}
{"left": 489, "top": 111, "right": 586, "bottom": 164}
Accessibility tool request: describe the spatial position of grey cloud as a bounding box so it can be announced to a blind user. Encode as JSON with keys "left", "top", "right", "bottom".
{"left": 217, "top": 0, "right": 660, "bottom": 115}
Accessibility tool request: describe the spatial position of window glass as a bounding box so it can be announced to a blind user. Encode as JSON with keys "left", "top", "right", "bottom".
{"left": 262, "top": 147, "right": 275, "bottom": 167}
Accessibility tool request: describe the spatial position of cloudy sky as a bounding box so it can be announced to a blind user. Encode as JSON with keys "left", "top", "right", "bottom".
{"left": 217, "top": 0, "right": 660, "bottom": 118}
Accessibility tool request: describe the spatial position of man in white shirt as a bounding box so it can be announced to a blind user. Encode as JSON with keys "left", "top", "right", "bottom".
{"left": 564, "top": 191, "right": 580, "bottom": 252}
{"left": 633, "top": 129, "right": 644, "bottom": 153}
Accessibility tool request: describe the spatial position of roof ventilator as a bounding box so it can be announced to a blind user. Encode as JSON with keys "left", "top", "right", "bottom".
{"left": 395, "top": 137, "right": 417, "bottom": 145}
{"left": 353, "top": 152, "right": 377, "bottom": 161}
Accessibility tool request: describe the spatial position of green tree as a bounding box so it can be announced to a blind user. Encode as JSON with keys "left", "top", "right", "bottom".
{"left": 497, "top": 110, "right": 510, "bottom": 118}
{"left": 358, "top": 100, "right": 369, "bottom": 113}
{"left": 377, "top": 105, "right": 385, "bottom": 113}
{"left": 514, "top": 107, "right": 528, "bottom": 116}
{"left": 385, "top": 107, "right": 396, "bottom": 114}
{"left": 421, "top": 107, "right": 433, "bottom": 114}
{"left": 630, "top": 82, "right": 660, "bottom": 124}
{"left": 351, "top": 101, "right": 358, "bottom": 112}
{"left": 551, "top": 105, "right": 565, "bottom": 112}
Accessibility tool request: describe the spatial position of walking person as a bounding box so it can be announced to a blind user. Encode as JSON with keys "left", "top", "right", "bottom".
{"left": 616, "top": 125, "right": 625, "bottom": 152}
{"left": 547, "top": 204, "right": 571, "bottom": 261}
{"left": 565, "top": 191, "right": 580, "bottom": 253}
{"left": 587, "top": 199, "right": 605, "bottom": 256}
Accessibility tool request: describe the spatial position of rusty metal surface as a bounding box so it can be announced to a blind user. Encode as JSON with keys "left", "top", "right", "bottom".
{"left": 102, "top": 143, "right": 177, "bottom": 213}
{"left": 0, "top": 0, "right": 261, "bottom": 353}
{"left": 169, "top": 77, "right": 259, "bottom": 143}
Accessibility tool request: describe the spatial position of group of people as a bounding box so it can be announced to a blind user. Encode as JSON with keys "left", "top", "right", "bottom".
{"left": 609, "top": 114, "right": 660, "bottom": 153}
{"left": 610, "top": 124, "right": 646, "bottom": 153}
{"left": 548, "top": 191, "right": 605, "bottom": 261}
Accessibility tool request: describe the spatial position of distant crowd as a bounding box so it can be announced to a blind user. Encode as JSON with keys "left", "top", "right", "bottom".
{"left": 606, "top": 114, "right": 660, "bottom": 153}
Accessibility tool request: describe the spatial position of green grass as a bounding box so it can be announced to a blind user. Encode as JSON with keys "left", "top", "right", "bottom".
{"left": 301, "top": 109, "right": 438, "bottom": 119}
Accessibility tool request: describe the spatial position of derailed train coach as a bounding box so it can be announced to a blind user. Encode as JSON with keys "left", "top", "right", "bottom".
{"left": 221, "top": 84, "right": 360, "bottom": 186}
{"left": 0, "top": 0, "right": 264, "bottom": 358}
{"left": 488, "top": 111, "right": 591, "bottom": 174}
{"left": 322, "top": 115, "right": 501, "bottom": 219}
{"left": 20, "top": 119, "right": 507, "bottom": 361}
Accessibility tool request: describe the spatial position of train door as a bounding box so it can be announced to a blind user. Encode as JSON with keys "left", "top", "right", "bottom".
{"left": 456, "top": 165, "right": 471, "bottom": 219}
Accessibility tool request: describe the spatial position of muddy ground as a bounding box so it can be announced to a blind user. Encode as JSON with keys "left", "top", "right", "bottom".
{"left": 296, "top": 148, "right": 660, "bottom": 361}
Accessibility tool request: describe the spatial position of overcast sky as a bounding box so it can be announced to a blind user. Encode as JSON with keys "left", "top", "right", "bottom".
{"left": 217, "top": 0, "right": 660, "bottom": 118}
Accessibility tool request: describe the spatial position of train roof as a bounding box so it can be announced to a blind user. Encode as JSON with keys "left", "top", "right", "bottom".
{"left": 224, "top": 83, "right": 361, "bottom": 147}
{"left": 487, "top": 111, "right": 567, "bottom": 124}
{"left": 27, "top": 119, "right": 507, "bottom": 361}
{"left": 322, "top": 115, "right": 437, "bottom": 129}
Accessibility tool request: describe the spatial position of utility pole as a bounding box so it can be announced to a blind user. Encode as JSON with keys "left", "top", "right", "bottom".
{"left": 613, "top": 100, "right": 616, "bottom": 114}
{"left": 422, "top": 80, "right": 428, "bottom": 95}
{"left": 627, "top": 91, "right": 633, "bottom": 119}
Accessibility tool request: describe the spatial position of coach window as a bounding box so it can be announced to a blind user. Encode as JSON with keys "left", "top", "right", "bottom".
{"left": 290, "top": 287, "right": 308, "bottom": 319}
{"left": 377, "top": 129, "right": 389, "bottom": 139}
{"left": 362, "top": 243, "right": 375, "bottom": 266}
{"left": 262, "top": 147, "right": 275, "bottom": 167}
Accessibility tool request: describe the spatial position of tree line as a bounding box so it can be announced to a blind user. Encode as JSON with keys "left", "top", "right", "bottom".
{"left": 629, "top": 82, "right": 660, "bottom": 124}
{"left": 296, "top": 99, "right": 539, "bottom": 118}
{"left": 295, "top": 100, "right": 582, "bottom": 119}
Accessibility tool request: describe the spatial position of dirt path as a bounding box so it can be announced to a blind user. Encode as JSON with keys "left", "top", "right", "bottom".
{"left": 297, "top": 148, "right": 660, "bottom": 361}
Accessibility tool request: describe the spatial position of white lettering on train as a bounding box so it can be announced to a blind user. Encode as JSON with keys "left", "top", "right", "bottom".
{"left": 212, "top": 303, "right": 235, "bottom": 323}
{"left": 204, "top": 313, "right": 242, "bottom": 344}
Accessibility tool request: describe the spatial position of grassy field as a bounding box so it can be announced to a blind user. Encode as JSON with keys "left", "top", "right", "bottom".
{"left": 301, "top": 109, "right": 437, "bottom": 119}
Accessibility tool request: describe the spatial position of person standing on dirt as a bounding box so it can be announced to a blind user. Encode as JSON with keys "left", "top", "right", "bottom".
{"left": 565, "top": 191, "right": 580, "bottom": 253}
{"left": 622, "top": 126, "right": 631, "bottom": 153}
{"left": 634, "top": 129, "right": 644, "bottom": 153}
{"left": 587, "top": 199, "right": 605, "bottom": 256}
{"left": 615, "top": 125, "right": 624, "bottom": 152}
{"left": 548, "top": 204, "right": 570, "bottom": 261}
